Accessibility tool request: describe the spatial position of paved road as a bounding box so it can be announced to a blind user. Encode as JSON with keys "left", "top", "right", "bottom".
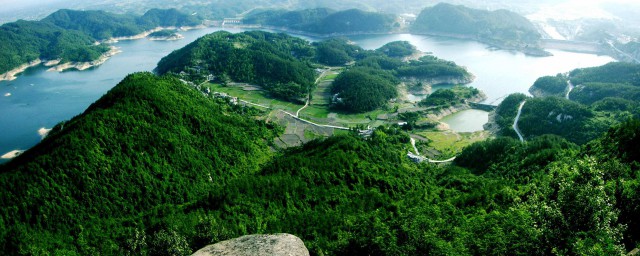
{"left": 566, "top": 80, "right": 574, "bottom": 100}
{"left": 607, "top": 41, "right": 640, "bottom": 63}
{"left": 513, "top": 101, "right": 526, "bottom": 142}
{"left": 408, "top": 138, "right": 457, "bottom": 163}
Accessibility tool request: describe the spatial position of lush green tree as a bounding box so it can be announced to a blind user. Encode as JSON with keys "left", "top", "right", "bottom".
{"left": 411, "top": 3, "right": 542, "bottom": 49}
{"left": 530, "top": 74, "right": 568, "bottom": 97}
{"left": 331, "top": 67, "right": 398, "bottom": 112}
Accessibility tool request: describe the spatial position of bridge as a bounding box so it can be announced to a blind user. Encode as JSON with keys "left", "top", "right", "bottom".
{"left": 469, "top": 102, "right": 497, "bottom": 111}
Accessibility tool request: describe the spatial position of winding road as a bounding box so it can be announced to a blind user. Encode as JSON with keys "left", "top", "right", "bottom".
{"left": 607, "top": 41, "right": 640, "bottom": 64}
{"left": 296, "top": 68, "right": 334, "bottom": 117}
{"left": 408, "top": 138, "right": 457, "bottom": 163}
{"left": 513, "top": 101, "right": 526, "bottom": 142}
{"left": 565, "top": 80, "right": 574, "bottom": 100}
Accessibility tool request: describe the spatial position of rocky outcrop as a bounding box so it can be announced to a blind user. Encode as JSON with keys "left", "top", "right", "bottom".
{"left": 0, "top": 59, "right": 43, "bottom": 81}
{"left": 149, "top": 33, "right": 185, "bottom": 41}
{"left": 404, "top": 75, "right": 475, "bottom": 87}
{"left": 483, "top": 111, "right": 501, "bottom": 134}
{"left": 404, "top": 75, "right": 476, "bottom": 95}
{"left": 192, "top": 234, "right": 310, "bottom": 256}
{"left": 47, "top": 46, "right": 121, "bottom": 72}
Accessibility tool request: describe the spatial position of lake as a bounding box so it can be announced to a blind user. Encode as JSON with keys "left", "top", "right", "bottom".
{"left": 0, "top": 28, "right": 614, "bottom": 159}
{"left": 346, "top": 33, "right": 613, "bottom": 133}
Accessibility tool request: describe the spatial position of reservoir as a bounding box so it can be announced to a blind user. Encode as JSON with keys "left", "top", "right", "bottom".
{"left": 440, "top": 109, "right": 489, "bottom": 133}
{"left": 0, "top": 28, "right": 614, "bottom": 158}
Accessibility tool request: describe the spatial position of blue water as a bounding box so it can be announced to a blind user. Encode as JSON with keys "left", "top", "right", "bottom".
{"left": 0, "top": 29, "right": 614, "bottom": 159}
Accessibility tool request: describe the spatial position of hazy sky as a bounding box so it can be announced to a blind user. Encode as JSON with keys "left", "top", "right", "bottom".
{"left": 0, "top": 0, "right": 67, "bottom": 11}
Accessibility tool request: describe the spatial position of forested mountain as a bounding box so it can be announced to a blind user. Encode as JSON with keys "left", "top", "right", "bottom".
{"left": 0, "top": 8, "right": 200, "bottom": 76}
{"left": 328, "top": 41, "right": 472, "bottom": 112}
{"left": 0, "top": 72, "right": 280, "bottom": 255}
{"left": 529, "top": 74, "right": 568, "bottom": 97}
{"left": 2, "top": 70, "right": 640, "bottom": 255}
{"left": 243, "top": 8, "right": 398, "bottom": 34}
{"left": 155, "top": 31, "right": 317, "bottom": 101}
{"left": 411, "top": 3, "right": 546, "bottom": 55}
{"left": 156, "top": 32, "right": 471, "bottom": 110}
{"left": 43, "top": 8, "right": 201, "bottom": 40}
{"left": 0, "top": 20, "right": 109, "bottom": 74}
{"left": 570, "top": 62, "right": 640, "bottom": 86}
{"left": 495, "top": 62, "right": 640, "bottom": 144}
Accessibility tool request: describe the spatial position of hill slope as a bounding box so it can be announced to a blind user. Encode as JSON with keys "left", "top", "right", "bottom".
{"left": 0, "top": 8, "right": 201, "bottom": 77}
{"left": 244, "top": 8, "right": 398, "bottom": 34}
{"left": 0, "top": 72, "right": 279, "bottom": 254}
{"left": 411, "top": 3, "right": 547, "bottom": 56}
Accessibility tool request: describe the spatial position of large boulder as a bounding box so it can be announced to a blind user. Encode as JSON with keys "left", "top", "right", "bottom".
{"left": 192, "top": 233, "right": 310, "bottom": 256}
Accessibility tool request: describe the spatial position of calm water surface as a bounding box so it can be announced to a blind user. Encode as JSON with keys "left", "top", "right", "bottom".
{"left": 440, "top": 109, "right": 489, "bottom": 133}
{"left": 0, "top": 29, "right": 614, "bottom": 157}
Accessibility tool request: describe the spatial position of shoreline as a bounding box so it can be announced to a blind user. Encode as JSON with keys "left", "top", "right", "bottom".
{"left": 101, "top": 25, "right": 205, "bottom": 44}
{"left": 427, "top": 92, "right": 488, "bottom": 120}
{"left": 0, "top": 59, "right": 44, "bottom": 81}
{"left": 0, "top": 25, "right": 204, "bottom": 81}
{"left": 47, "top": 46, "right": 122, "bottom": 72}
{"left": 1, "top": 150, "right": 24, "bottom": 160}
{"left": 226, "top": 24, "right": 553, "bottom": 57}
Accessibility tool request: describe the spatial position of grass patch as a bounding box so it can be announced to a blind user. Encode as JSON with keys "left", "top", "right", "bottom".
{"left": 206, "top": 83, "right": 302, "bottom": 113}
{"left": 304, "top": 129, "right": 322, "bottom": 140}
{"left": 300, "top": 106, "right": 330, "bottom": 119}
{"left": 417, "top": 130, "right": 489, "bottom": 157}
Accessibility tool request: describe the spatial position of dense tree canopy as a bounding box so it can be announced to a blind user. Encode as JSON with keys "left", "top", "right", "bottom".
{"left": 156, "top": 31, "right": 317, "bottom": 101}
{"left": 243, "top": 8, "right": 397, "bottom": 34}
{"left": 508, "top": 62, "right": 640, "bottom": 144}
{"left": 376, "top": 41, "right": 416, "bottom": 58}
{"left": 530, "top": 74, "right": 568, "bottom": 97}
{"left": 43, "top": 8, "right": 201, "bottom": 40}
{"left": 0, "top": 72, "right": 279, "bottom": 255}
{"left": 331, "top": 67, "right": 398, "bottom": 112}
{"left": 0, "top": 20, "right": 108, "bottom": 74}
{"left": 419, "top": 86, "right": 480, "bottom": 108}
{"left": 2, "top": 71, "right": 640, "bottom": 255}
{"left": 570, "top": 62, "right": 640, "bottom": 86}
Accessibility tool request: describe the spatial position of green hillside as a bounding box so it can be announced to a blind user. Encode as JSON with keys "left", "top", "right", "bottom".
{"left": 156, "top": 31, "right": 472, "bottom": 112}
{"left": 0, "top": 20, "right": 109, "bottom": 74}
{"left": 0, "top": 72, "right": 279, "bottom": 255}
{"left": 155, "top": 31, "right": 317, "bottom": 102}
{"left": 0, "top": 8, "right": 201, "bottom": 76}
{"left": 411, "top": 3, "right": 544, "bottom": 54}
{"left": 1, "top": 71, "right": 640, "bottom": 254}
{"left": 43, "top": 8, "right": 201, "bottom": 40}
{"left": 495, "top": 62, "right": 640, "bottom": 144}
{"left": 244, "top": 8, "right": 397, "bottom": 34}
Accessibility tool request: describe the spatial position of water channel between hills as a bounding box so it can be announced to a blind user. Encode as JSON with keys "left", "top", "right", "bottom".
{"left": 0, "top": 27, "right": 614, "bottom": 159}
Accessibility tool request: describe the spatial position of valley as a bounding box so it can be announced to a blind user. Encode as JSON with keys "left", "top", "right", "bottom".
{"left": 1, "top": 2, "right": 639, "bottom": 255}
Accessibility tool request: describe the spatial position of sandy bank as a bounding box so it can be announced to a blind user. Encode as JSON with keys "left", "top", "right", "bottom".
{"left": 38, "top": 127, "right": 52, "bottom": 139}
{"left": 0, "top": 59, "right": 43, "bottom": 81}
{"left": 1, "top": 150, "right": 24, "bottom": 159}
{"left": 47, "top": 46, "right": 122, "bottom": 72}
